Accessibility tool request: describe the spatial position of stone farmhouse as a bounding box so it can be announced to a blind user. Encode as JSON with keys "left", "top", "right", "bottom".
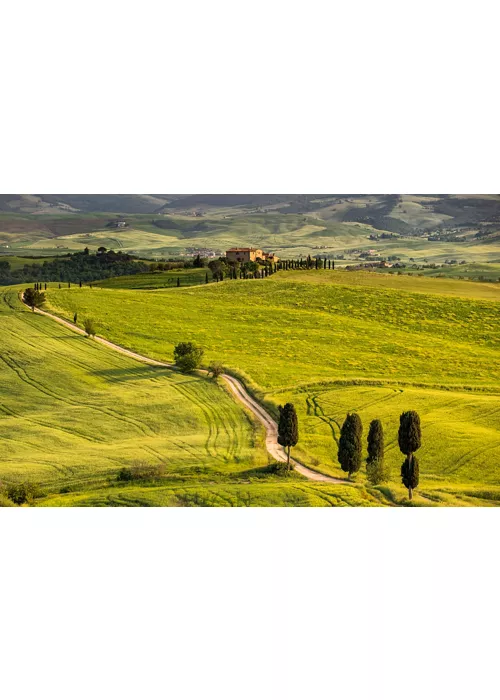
{"left": 226, "top": 247, "right": 279, "bottom": 264}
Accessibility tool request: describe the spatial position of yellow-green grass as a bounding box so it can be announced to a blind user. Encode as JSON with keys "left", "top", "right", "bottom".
{"left": 420, "top": 262, "right": 500, "bottom": 282}
{"left": 4, "top": 283, "right": 404, "bottom": 506}
{"left": 0, "top": 287, "right": 275, "bottom": 502}
{"left": 44, "top": 269, "right": 500, "bottom": 501}
{"left": 96, "top": 268, "right": 209, "bottom": 289}
{"left": 271, "top": 384, "right": 500, "bottom": 484}
{"left": 281, "top": 268, "right": 500, "bottom": 300}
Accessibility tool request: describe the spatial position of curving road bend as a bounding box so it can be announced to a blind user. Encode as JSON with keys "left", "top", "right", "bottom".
{"left": 24, "top": 299, "right": 344, "bottom": 484}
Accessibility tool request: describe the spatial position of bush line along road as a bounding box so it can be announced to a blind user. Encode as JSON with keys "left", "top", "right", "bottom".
{"left": 23, "top": 295, "right": 340, "bottom": 484}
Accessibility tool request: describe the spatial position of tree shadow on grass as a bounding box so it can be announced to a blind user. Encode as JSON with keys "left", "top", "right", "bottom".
{"left": 92, "top": 366, "right": 204, "bottom": 384}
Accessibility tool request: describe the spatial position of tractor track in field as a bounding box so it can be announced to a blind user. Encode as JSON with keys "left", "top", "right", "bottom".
{"left": 23, "top": 297, "right": 345, "bottom": 484}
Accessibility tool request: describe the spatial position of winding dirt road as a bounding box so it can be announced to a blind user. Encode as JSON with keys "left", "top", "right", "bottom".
{"left": 24, "top": 299, "right": 344, "bottom": 484}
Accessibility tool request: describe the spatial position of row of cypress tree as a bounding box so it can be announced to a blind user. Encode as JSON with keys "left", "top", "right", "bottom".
{"left": 338, "top": 410, "right": 422, "bottom": 499}
{"left": 278, "top": 257, "right": 335, "bottom": 271}
{"left": 277, "top": 403, "right": 422, "bottom": 499}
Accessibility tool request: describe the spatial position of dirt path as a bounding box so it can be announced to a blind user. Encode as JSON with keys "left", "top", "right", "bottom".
{"left": 24, "top": 299, "right": 344, "bottom": 484}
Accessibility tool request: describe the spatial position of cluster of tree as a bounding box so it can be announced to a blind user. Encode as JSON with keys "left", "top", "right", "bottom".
{"left": 338, "top": 410, "right": 422, "bottom": 499}
{"left": 0, "top": 248, "right": 150, "bottom": 284}
{"left": 207, "top": 257, "right": 278, "bottom": 282}
{"left": 148, "top": 259, "right": 205, "bottom": 272}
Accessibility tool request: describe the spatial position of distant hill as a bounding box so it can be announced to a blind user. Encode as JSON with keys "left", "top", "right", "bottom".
{"left": 1, "top": 195, "right": 499, "bottom": 264}
{"left": 0, "top": 194, "right": 174, "bottom": 214}
{"left": 1, "top": 194, "right": 499, "bottom": 234}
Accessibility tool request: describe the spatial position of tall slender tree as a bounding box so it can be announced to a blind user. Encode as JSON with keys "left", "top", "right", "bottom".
{"left": 338, "top": 413, "right": 363, "bottom": 479}
{"left": 398, "top": 411, "right": 421, "bottom": 499}
{"left": 366, "top": 419, "right": 388, "bottom": 484}
{"left": 278, "top": 403, "right": 299, "bottom": 469}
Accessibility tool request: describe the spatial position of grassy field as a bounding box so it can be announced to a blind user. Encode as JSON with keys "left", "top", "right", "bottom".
{"left": 1, "top": 284, "right": 404, "bottom": 506}
{"left": 419, "top": 262, "right": 500, "bottom": 282}
{"left": 43, "top": 269, "right": 500, "bottom": 504}
{"left": 96, "top": 268, "right": 210, "bottom": 289}
{"left": 0, "top": 255, "right": 57, "bottom": 271}
{"left": 0, "top": 287, "right": 273, "bottom": 504}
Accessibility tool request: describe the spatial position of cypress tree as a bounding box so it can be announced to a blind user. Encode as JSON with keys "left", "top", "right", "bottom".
{"left": 177, "top": 277, "right": 180, "bottom": 287}
{"left": 73, "top": 312, "right": 78, "bottom": 325}
{"left": 59, "top": 283, "right": 61, "bottom": 289}
{"left": 206, "top": 272, "right": 209, "bottom": 283}
{"left": 338, "top": 412, "right": 363, "bottom": 479}
{"left": 401, "top": 456, "right": 420, "bottom": 499}
{"left": 366, "top": 419, "right": 388, "bottom": 484}
{"left": 398, "top": 411, "right": 422, "bottom": 500}
{"left": 324, "top": 257, "right": 327, "bottom": 269}
{"left": 44, "top": 283, "right": 47, "bottom": 290}
{"left": 278, "top": 403, "right": 299, "bottom": 469}
{"left": 79, "top": 280, "right": 82, "bottom": 288}
{"left": 68, "top": 281, "right": 71, "bottom": 288}
{"left": 332, "top": 259, "right": 335, "bottom": 270}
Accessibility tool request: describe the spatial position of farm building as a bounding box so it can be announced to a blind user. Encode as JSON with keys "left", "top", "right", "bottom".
{"left": 226, "top": 247, "right": 279, "bottom": 263}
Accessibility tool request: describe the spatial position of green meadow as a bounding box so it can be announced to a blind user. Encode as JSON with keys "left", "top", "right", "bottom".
{"left": 95, "top": 267, "right": 209, "bottom": 289}
{"left": 42, "top": 269, "right": 500, "bottom": 505}
{"left": 0, "top": 288, "right": 270, "bottom": 504}
{"left": 1, "top": 285, "right": 397, "bottom": 506}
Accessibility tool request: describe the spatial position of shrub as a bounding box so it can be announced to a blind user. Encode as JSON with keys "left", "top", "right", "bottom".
{"left": 83, "top": 318, "right": 97, "bottom": 337}
{"left": 174, "top": 342, "right": 204, "bottom": 373}
{"left": 7, "top": 482, "right": 41, "bottom": 505}
{"left": 117, "top": 463, "right": 166, "bottom": 482}
{"left": 274, "top": 461, "right": 294, "bottom": 477}
{"left": 117, "top": 467, "right": 133, "bottom": 481}
{"left": 208, "top": 361, "right": 224, "bottom": 378}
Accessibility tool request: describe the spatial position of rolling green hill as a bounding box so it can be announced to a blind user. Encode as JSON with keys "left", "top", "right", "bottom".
{"left": 0, "top": 287, "right": 268, "bottom": 502}
{"left": 43, "top": 269, "right": 500, "bottom": 505}
{"left": 1, "top": 285, "right": 394, "bottom": 506}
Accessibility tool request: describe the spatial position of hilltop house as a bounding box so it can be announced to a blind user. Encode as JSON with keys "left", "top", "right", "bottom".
{"left": 226, "top": 247, "right": 279, "bottom": 263}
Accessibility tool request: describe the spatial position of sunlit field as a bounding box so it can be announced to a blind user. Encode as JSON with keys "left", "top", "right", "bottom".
{"left": 43, "top": 269, "right": 500, "bottom": 504}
